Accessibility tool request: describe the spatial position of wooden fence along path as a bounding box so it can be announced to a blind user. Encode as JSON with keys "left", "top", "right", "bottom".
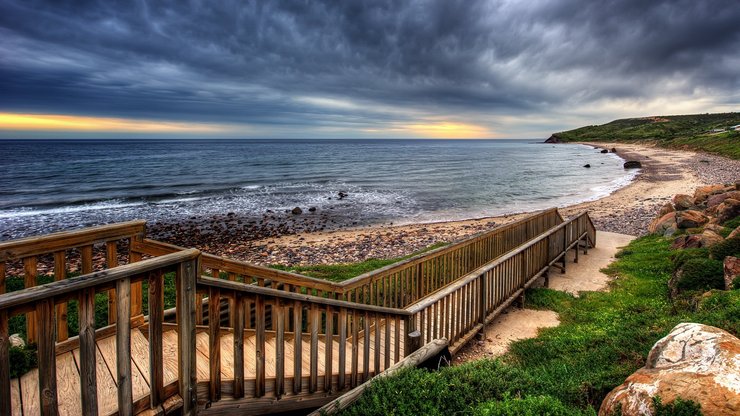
{"left": 0, "top": 208, "right": 596, "bottom": 415}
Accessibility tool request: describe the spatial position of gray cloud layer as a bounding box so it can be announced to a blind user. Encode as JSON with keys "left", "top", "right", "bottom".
{"left": 1, "top": 0, "right": 738, "bottom": 137}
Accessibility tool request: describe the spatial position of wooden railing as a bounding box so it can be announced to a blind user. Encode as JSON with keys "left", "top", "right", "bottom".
{"left": 405, "top": 212, "right": 594, "bottom": 353}
{"left": 133, "top": 208, "right": 563, "bottom": 311}
{"left": 0, "top": 221, "right": 147, "bottom": 343}
{"left": 0, "top": 249, "right": 200, "bottom": 416}
{"left": 196, "top": 277, "right": 411, "bottom": 413}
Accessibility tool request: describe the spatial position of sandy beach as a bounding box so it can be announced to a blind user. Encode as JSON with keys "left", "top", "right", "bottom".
{"left": 150, "top": 142, "right": 740, "bottom": 267}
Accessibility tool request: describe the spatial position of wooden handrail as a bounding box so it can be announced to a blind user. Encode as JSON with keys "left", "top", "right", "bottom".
{"left": 0, "top": 220, "right": 146, "bottom": 261}
{"left": 198, "top": 276, "right": 411, "bottom": 317}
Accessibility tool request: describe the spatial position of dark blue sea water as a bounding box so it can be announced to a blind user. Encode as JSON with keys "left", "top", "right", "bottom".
{"left": 0, "top": 139, "right": 636, "bottom": 239}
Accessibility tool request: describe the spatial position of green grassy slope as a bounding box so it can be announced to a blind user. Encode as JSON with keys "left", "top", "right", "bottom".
{"left": 551, "top": 112, "right": 740, "bottom": 159}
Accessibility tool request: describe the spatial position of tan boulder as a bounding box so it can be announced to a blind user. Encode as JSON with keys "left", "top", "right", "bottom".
{"left": 729, "top": 226, "right": 740, "bottom": 239}
{"left": 700, "top": 230, "right": 724, "bottom": 248}
{"left": 648, "top": 212, "right": 676, "bottom": 234}
{"left": 707, "top": 191, "right": 740, "bottom": 209}
{"left": 693, "top": 185, "right": 727, "bottom": 205}
{"left": 657, "top": 203, "right": 675, "bottom": 218}
{"left": 599, "top": 323, "right": 740, "bottom": 416}
{"left": 671, "top": 194, "right": 694, "bottom": 211}
{"left": 726, "top": 256, "right": 740, "bottom": 290}
{"left": 716, "top": 199, "right": 740, "bottom": 223}
{"left": 676, "top": 210, "right": 709, "bottom": 229}
{"left": 671, "top": 235, "right": 702, "bottom": 249}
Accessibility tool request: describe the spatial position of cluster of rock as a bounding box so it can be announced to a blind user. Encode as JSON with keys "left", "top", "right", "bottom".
{"left": 648, "top": 183, "right": 740, "bottom": 290}
{"left": 600, "top": 323, "right": 740, "bottom": 415}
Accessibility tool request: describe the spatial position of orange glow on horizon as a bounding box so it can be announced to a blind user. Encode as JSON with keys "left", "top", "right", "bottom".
{"left": 403, "top": 121, "right": 493, "bottom": 139}
{"left": 0, "top": 113, "right": 228, "bottom": 133}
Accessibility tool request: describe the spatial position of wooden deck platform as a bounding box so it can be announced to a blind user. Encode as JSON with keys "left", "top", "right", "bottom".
{"left": 10, "top": 321, "right": 403, "bottom": 416}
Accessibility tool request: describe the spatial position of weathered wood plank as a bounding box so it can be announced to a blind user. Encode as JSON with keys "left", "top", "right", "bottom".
{"left": 233, "top": 295, "right": 245, "bottom": 399}
{"left": 275, "top": 302, "right": 285, "bottom": 398}
{"left": 208, "top": 287, "right": 221, "bottom": 402}
{"left": 292, "top": 300, "right": 302, "bottom": 395}
{"left": 24, "top": 256, "right": 38, "bottom": 345}
{"left": 309, "top": 303, "right": 319, "bottom": 393}
{"left": 78, "top": 287, "right": 98, "bottom": 416}
{"left": 36, "top": 298, "right": 57, "bottom": 415}
{"left": 106, "top": 241, "right": 119, "bottom": 325}
{"left": 53, "top": 251, "right": 68, "bottom": 341}
{"left": 324, "top": 306, "right": 333, "bottom": 393}
{"left": 255, "top": 295, "right": 266, "bottom": 397}
{"left": 338, "top": 308, "right": 347, "bottom": 390}
{"left": 148, "top": 269, "right": 165, "bottom": 408}
{"left": 115, "top": 276, "right": 133, "bottom": 415}
{"left": 177, "top": 257, "right": 198, "bottom": 416}
{"left": 0, "top": 310, "right": 10, "bottom": 416}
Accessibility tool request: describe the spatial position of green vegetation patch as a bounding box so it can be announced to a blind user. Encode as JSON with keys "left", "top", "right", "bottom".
{"left": 270, "top": 242, "right": 448, "bottom": 282}
{"left": 340, "top": 235, "right": 738, "bottom": 415}
{"left": 552, "top": 112, "right": 740, "bottom": 159}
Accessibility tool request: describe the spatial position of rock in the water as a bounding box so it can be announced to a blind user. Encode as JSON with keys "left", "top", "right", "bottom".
{"left": 308, "top": 207, "right": 317, "bottom": 212}
{"left": 599, "top": 323, "right": 740, "bottom": 416}
{"left": 671, "top": 234, "right": 702, "bottom": 249}
{"left": 583, "top": 164, "right": 591, "bottom": 168}
{"left": 610, "top": 147, "right": 617, "bottom": 153}
{"left": 700, "top": 229, "right": 724, "bottom": 248}
{"left": 693, "top": 184, "right": 728, "bottom": 205}
{"left": 338, "top": 191, "right": 349, "bottom": 199}
{"left": 600, "top": 149, "right": 608, "bottom": 154}
{"left": 291, "top": 207, "right": 303, "bottom": 215}
{"left": 676, "top": 210, "right": 708, "bottom": 229}
{"left": 544, "top": 134, "right": 561, "bottom": 143}
{"left": 648, "top": 212, "right": 676, "bottom": 234}
{"left": 725, "top": 256, "right": 740, "bottom": 290}
{"left": 623, "top": 160, "right": 642, "bottom": 169}
{"left": 671, "top": 194, "right": 694, "bottom": 211}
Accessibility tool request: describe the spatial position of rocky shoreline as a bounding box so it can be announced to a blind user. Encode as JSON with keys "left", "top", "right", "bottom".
{"left": 139, "top": 142, "right": 740, "bottom": 267}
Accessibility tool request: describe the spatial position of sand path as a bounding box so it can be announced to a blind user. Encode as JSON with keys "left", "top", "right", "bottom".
{"left": 455, "top": 230, "right": 635, "bottom": 362}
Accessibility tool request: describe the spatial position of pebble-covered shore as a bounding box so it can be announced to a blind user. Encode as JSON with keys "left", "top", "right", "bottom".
{"left": 142, "top": 143, "right": 740, "bottom": 267}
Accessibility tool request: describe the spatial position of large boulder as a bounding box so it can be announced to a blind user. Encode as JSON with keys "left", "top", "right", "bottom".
{"left": 671, "top": 234, "right": 702, "bottom": 249}
{"left": 599, "top": 323, "right": 740, "bottom": 416}
{"left": 693, "top": 185, "right": 728, "bottom": 205}
{"left": 648, "top": 212, "right": 676, "bottom": 234}
{"left": 716, "top": 198, "right": 740, "bottom": 223}
{"left": 671, "top": 194, "right": 694, "bottom": 211}
{"left": 656, "top": 203, "right": 674, "bottom": 218}
{"left": 623, "top": 160, "right": 642, "bottom": 169}
{"left": 725, "top": 256, "right": 740, "bottom": 290}
{"left": 700, "top": 229, "right": 724, "bottom": 248}
{"left": 707, "top": 191, "right": 740, "bottom": 210}
{"left": 676, "top": 210, "right": 709, "bottom": 229}
{"left": 729, "top": 226, "right": 740, "bottom": 239}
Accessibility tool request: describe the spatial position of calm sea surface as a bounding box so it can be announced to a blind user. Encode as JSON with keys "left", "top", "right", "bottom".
{"left": 0, "top": 139, "right": 635, "bottom": 239}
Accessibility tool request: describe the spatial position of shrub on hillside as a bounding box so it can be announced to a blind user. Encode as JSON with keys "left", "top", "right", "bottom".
{"left": 653, "top": 396, "right": 703, "bottom": 416}
{"left": 671, "top": 248, "right": 709, "bottom": 271}
{"left": 675, "top": 258, "right": 725, "bottom": 291}
{"left": 708, "top": 236, "right": 740, "bottom": 260}
{"left": 474, "top": 395, "right": 590, "bottom": 416}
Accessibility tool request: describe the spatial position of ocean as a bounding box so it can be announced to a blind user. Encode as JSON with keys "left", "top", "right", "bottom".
{"left": 0, "top": 139, "right": 636, "bottom": 239}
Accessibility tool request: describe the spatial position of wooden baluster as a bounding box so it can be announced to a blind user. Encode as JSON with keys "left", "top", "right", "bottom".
{"left": 351, "top": 310, "right": 359, "bottom": 388}
{"left": 79, "top": 287, "right": 98, "bottom": 415}
{"left": 177, "top": 258, "right": 198, "bottom": 416}
{"left": 0, "top": 261, "right": 5, "bottom": 295}
{"left": 394, "top": 316, "right": 401, "bottom": 362}
{"left": 233, "top": 295, "right": 245, "bottom": 399}
{"left": 23, "top": 257, "right": 37, "bottom": 345}
{"left": 53, "top": 251, "right": 68, "bottom": 341}
{"left": 293, "top": 301, "right": 302, "bottom": 394}
{"left": 129, "top": 235, "right": 144, "bottom": 317}
{"left": 116, "top": 276, "right": 133, "bottom": 415}
{"left": 106, "top": 241, "right": 119, "bottom": 324}
{"left": 338, "top": 308, "right": 347, "bottom": 390}
{"left": 37, "top": 298, "right": 57, "bottom": 415}
{"left": 208, "top": 287, "right": 221, "bottom": 402}
{"left": 384, "top": 314, "right": 391, "bottom": 370}
{"left": 80, "top": 245, "right": 93, "bottom": 274}
{"left": 148, "top": 270, "right": 164, "bottom": 408}
{"left": 228, "top": 272, "right": 237, "bottom": 327}
{"left": 0, "top": 310, "right": 10, "bottom": 416}
{"left": 374, "top": 313, "right": 381, "bottom": 377}
{"left": 324, "top": 306, "right": 333, "bottom": 392}
{"left": 255, "top": 295, "right": 266, "bottom": 397}
{"left": 275, "top": 302, "right": 285, "bottom": 398}
{"left": 309, "top": 303, "right": 319, "bottom": 393}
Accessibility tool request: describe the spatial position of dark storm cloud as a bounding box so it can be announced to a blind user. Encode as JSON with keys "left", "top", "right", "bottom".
{"left": 0, "top": 0, "right": 738, "bottom": 134}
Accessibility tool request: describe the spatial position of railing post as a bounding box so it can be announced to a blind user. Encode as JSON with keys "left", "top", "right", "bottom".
{"left": 404, "top": 314, "right": 421, "bottom": 357}
{"left": 478, "top": 273, "right": 487, "bottom": 332}
{"left": 116, "top": 276, "right": 133, "bottom": 415}
{"left": 561, "top": 227, "right": 567, "bottom": 274}
{"left": 177, "top": 256, "right": 199, "bottom": 416}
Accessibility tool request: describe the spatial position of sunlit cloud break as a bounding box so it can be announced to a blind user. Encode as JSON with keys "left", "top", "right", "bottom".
{"left": 0, "top": 113, "right": 232, "bottom": 133}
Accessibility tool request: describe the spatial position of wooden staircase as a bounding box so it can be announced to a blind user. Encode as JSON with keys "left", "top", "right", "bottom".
{"left": 0, "top": 208, "right": 596, "bottom": 415}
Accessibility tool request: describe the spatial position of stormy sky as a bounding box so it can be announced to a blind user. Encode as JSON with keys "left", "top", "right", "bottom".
{"left": 0, "top": 0, "right": 738, "bottom": 139}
